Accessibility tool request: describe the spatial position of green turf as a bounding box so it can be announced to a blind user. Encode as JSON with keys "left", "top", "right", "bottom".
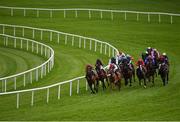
{"left": 0, "top": 0, "right": 180, "bottom": 121}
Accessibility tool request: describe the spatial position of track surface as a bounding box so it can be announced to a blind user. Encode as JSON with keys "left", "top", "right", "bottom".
{"left": 0, "top": 0, "right": 180, "bottom": 120}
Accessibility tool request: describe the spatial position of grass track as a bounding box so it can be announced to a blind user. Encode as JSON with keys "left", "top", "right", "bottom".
{"left": 0, "top": 0, "right": 180, "bottom": 121}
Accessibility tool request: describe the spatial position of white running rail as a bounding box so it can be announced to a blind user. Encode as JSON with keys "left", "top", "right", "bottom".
{"left": 1, "top": 6, "right": 179, "bottom": 109}
{"left": 0, "top": 24, "right": 118, "bottom": 109}
{"left": 0, "top": 6, "right": 180, "bottom": 23}
{"left": 0, "top": 34, "right": 54, "bottom": 92}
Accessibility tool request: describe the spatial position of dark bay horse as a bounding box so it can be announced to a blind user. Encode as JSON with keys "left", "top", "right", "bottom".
{"left": 95, "top": 66, "right": 108, "bottom": 90}
{"left": 121, "top": 63, "right": 133, "bottom": 86}
{"left": 145, "top": 60, "right": 156, "bottom": 86}
{"left": 107, "top": 68, "right": 121, "bottom": 91}
{"left": 136, "top": 65, "right": 147, "bottom": 88}
{"left": 85, "top": 65, "right": 99, "bottom": 94}
{"left": 159, "top": 63, "right": 169, "bottom": 86}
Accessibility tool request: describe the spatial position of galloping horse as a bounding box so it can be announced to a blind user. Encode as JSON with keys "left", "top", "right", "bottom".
{"left": 107, "top": 68, "right": 121, "bottom": 91}
{"left": 145, "top": 60, "right": 156, "bottom": 86}
{"left": 159, "top": 63, "right": 169, "bottom": 86}
{"left": 85, "top": 65, "right": 99, "bottom": 93}
{"left": 136, "top": 65, "right": 147, "bottom": 88}
{"left": 95, "top": 65, "right": 108, "bottom": 90}
{"left": 121, "top": 63, "right": 133, "bottom": 86}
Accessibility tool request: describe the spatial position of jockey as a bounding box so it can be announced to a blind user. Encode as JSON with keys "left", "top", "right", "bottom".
{"left": 145, "top": 55, "right": 155, "bottom": 65}
{"left": 147, "top": 47, "right": 153, "bottom": 55}
{"left": 142, "top": 51, "right": 149, "bottom": 62}
{"left": 136, "top": 58, "right": 145, "bottom": 71}
{"left": 159, "top": 53, "right": 169, "bottom": 65}
{"left": 109, "top": 57, "right": 116, "bottom": 65}
{"left": 126, "top": 54, "right": 134, "bottom": 70}
{"left": 95, "top": 59, "right": 105, "bottom": 74}
{"left": 108, "top": 63, "right": 119, "bottom": 77}
{"left": 116, "top": 51, "right": 125, "bottom": 65}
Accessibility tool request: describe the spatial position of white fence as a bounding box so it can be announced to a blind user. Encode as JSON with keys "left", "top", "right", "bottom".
{"left": 0, "top": 24, "right": 118, "bottom": 108}
{"left": 1, "top": 6, "right": 178, "bottom": 109}
{"left": 0, "top": 6, "right": 180, "bottom": 23}
{"left": 0, "top": 34, "right": 54, "bottom": 92}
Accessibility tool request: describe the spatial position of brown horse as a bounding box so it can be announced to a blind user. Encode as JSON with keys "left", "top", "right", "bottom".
{"left": 145, "top": 60, "right": 156, "bottom": 86}
{"left": 85, "top": 65, "right": 99, "bottom": 94}
{"left": 121, "top": 63, "right": 133, "bottom": 86}
{"left": 107, "top": 68, "right": 121, "bottom": 91}
{"left": 159, "top": 63, "right": 169, "bottom": 86}
{"left": 136, "top": 65, "right": 147, "bottom": 88}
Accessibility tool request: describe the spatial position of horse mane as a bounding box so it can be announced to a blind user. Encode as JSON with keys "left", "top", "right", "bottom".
{"left": 85, "top": 64, "right": 93, "bottom": 73}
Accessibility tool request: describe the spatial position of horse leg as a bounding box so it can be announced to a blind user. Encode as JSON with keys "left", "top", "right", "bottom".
{"left": 163, "top": 77, "right": 166, "bottom": 86}
{"left": 101, "top": 79, "right": 106, "bottom": 90}
{"left": 96, "top": 80, "right": 99, "bottom": 93}
{"left": 133, "top": 71, "right": 136, "bottom": 82}
{"left": 129, "top": 78, "right": 132, "bottom": 87}
{"left": 125, "top": 78, "right": 128, "bottom": 86}
{"left": 106, "top": 76, "right": 109, "bottom": 86}
{"left": 118, "top": 80, "right": 121, "bottom": 91}
{"left": 167, "top": 72, "right": 169, "bottom": 84}
{"left": 152, "top": 75, "right": 155, "bottom": 86}
{"left": 144, "top": 77, "right": 147, "bottom": 88}
{"left": 139, "top": 78, "right": 141, "bottom": 86}
{"left": 88, "top": 82, "right": 95, "bottom": 94}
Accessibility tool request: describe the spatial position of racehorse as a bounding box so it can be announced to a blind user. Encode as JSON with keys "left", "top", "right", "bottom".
{"left": 121, "top": 63, "right": 133, "bottom": 86}
{"left": 136, "top": 65, "right": 147, "bottom": 88}
{"left": 159, "top": 63, "right": 169, "bottom": 86}
{"left": 95, "top": 65, "right": 109, "bottom": 90}
{"left": 107, "top": 68, "right": 121, "bottom": 91}
{"left": 85, "top": 65, "right": 99, "bottom": 93}
{"left": 145, "top": 60, "right": 156, "bottom": 86}
{"left": 130, "top": 63, "right": 136, "bottom": 82}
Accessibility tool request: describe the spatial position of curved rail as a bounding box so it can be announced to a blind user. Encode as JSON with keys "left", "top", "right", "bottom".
{"left": 0, "top": 34, "right": 54, "bottom": 92}
{"left": 0, "top": 6, "right": 179, "bottom": 108}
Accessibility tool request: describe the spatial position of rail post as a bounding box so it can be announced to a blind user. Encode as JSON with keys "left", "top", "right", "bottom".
{"left": 77, "top": 80, "right": 80, "bottom": 94}
{"left": 70, "top": 81, "right": 72, "bottom": 96}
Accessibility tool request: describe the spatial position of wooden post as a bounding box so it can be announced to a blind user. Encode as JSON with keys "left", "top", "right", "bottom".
{"left": 24, "top": 9, "right": 26, "bottom": 17}
{"left": 65, "top": 35, "right": 67, "bottom": 45}
{"left": 100, "top": 11, "right": 103, "bottom": 19}
{"left": 90, "top": 39, "right": 92, "bottom": 50}
{"left": 72, "top": 36, "right": 74, "bottom": 46}
{"left": 50, "top": 10, "right": 52, "bottom": 18}
{"left": 158, "top": 14, "right": 161, "bottom": 23}
{"left": 84, "top": 38, "right": 86, "bottom": 48}
{"left": 23, "top": 74, "right": 26, "bottom": 87}
{"left": 77, "top": 80, "right": 80, "bottom": 94}
{"left": 47, "top": 88, "right": 49, "bottom": 103}
{"left": 137, "top": 13, "right": 139, "bottom": 21}
{"left": 75, "top": 10, "right": 78, "bottom": 18}
{"left": 70, "top": 81, "right": 72, "bottom": 96}
{"left": 37, "top": 10, "right": 39, "bottom": 17}
{"left": 171, "top": 16, "right": 173, "bottom": 24}
{"left": 64, "top": 10, "right": 66, "bottom": 18}
{"left": 31, "top": 91, "right": 34, "bottom": 106}
{"left": 89, "top": 10, "right": 91, "bottom": 19}
{"left": 58, "top": 85, "right": 61, "bottom": 99}
{"left": 94, "top": 41, "right": 97, "bottom": 52}
{"left": 111, "top": 11, "right": 113, "bottom": 20}
{"left": 79, "top": 37, "right": 81, "bottom": 48}
{"left": 125, "top": 12, "right": 127, "bottom": 21}
{"left": 17, "top": 93, "right": 19, "bottom": 109}
{"left": 11, "top": 8, "right": 13, "bottom": 16}
{"left": 148, "top": 13, "right": 150, "bottom": 23}
{"left": 14, "top": 77, "right": 16, "bottom": 90}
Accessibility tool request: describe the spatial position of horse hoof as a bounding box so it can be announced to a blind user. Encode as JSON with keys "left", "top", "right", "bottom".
{"left": 129, "top": 84, "right": 132, "bottom": 87}
{"left": 144, "top": 85, "right": 147, "bottom": 88}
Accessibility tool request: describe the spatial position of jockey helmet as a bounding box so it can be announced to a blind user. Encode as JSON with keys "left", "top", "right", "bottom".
{"left": 162, "top": 53, "right": 166, "bottom": 56}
